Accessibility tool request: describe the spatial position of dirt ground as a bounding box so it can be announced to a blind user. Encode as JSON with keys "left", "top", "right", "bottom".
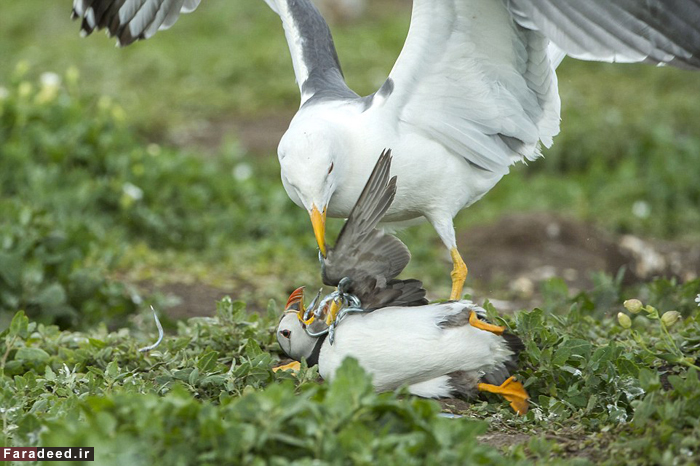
{"left": 149, "top": 211, "right": 700, "bottom": 319}
{"left": 462, "top": 212, "right": 700, "bottom": 311}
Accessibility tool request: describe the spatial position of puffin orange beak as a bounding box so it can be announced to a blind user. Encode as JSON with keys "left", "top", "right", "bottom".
{"left": 285, "top": 286, "right": 305, "bottom": 312}
{"left": 284, "top": 287, "right": 315, "bottom": 325}
{"left": 310, "top": 204, "right": 327, "bottom": 257}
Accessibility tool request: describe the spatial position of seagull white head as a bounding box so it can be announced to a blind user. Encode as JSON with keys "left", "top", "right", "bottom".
{"left": 278, "top": 116, "right": 347, "bottom": 257}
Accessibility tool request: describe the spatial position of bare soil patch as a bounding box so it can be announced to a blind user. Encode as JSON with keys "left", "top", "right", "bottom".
{"left": 462, "top": 212, "right": 700, "bottom": 307}
{"left": 147, "top": 212, "right": 699, "bottom": 320}
{"left": 167, "top": 110, "right": 295, "bottom": 154}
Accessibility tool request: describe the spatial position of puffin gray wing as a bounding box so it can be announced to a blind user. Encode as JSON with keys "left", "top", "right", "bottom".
{"left": 322, "top": 150, "right": 427, "bottom": 310}
{"left": 72, "top": 0, "right": 201, "bottom": 46}
{"left": 506, "top": 0, "right": 700, "bottom": 70}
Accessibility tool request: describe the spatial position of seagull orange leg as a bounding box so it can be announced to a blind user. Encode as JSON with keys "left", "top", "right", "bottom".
{"left": 477, "top": 376, "right": 529, "bottom": 415}
{"left": 468, "top": 311, "right": 505, "bottom": 335}
{"left": 450, "top": 248, "right": 468, "bottom": 300}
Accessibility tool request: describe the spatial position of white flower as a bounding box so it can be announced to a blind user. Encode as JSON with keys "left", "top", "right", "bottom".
{"left": 695, "top": 294, "right": 700, "bottom": 306}
{"left": 233, "top": 163, "right": 253, "bottom": 181}
{"left": 122, "top": 182, "right": 144, "bottom": 201}
{"left": 632, "top": 200, "right": 651, "bottom": 219}
{"left": 40, "top": 72, "right": 61, "bottom": 89}
{"left": 147, "top": 143, "right": 161, "bottom": 157}
{"left": 35, "top": 72, "right": 62, "bottom": 104}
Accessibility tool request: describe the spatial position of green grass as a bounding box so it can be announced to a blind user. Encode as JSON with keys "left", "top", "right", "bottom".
{"left": 2, "top": 282, "right": 699, "bottom": 464}
{"left": 0, "top": 1, "right": 409, "bottom": 133}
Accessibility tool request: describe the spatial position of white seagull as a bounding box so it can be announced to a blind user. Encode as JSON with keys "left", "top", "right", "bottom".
{"left": 275, "top": 149, "right": 528, "bottom": 414}
{"left": 72, "top": 0, "right": 700, "bottom": 299}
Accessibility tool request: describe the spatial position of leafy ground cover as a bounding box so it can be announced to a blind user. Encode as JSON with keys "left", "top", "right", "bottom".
{"left": 1, "top": 1, "right": 700, "bottom": 463}
{"left": 1, "top": 285, "right": 699, "bottom": 464}
{"left": 0, "top": 66, "right": 317, "bottom": 328}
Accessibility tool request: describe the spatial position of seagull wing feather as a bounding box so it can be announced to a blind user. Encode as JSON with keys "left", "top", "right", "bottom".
{"left": 371, "top": 0, "right": 561, "bottom": 174}
{"left": 264, "top": 0, "right": 356, "bottom": 105}
{"left": 71, "top": 0, "right": 199, "bottom": 45}
{"left": 372, "top": 0, "right": 700, "bottom": 175}
{"left": 506, "top": 0, "right": 700, "bottom": 70}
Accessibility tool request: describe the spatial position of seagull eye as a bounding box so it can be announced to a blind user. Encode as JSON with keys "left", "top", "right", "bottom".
{"left": 327, "top": 162, "right": 334, "bottom": 175}
{"left": 280, "top": 329, "right": 291, "bottom": 338}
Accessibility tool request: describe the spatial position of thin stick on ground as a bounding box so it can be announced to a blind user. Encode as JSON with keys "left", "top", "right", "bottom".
{"left": 139, "top": 306, "right": 164, "bottom": 353}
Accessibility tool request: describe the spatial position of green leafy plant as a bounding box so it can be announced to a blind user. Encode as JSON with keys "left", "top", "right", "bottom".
{"left": 618, "top": 298, "right": 699, "bottom": 371}
{"left": 1, "top": 280, "right": 699, "bottom": 464}
{"left": 0, "top": 305, "right": 513, "bottom": 465}
{"left": 0, "top": 67, "right": 318, "bottom": 326}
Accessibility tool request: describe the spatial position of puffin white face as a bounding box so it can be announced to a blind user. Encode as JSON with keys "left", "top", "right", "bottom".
{"left": 277, "top": 312, "right": 318, "bottom": 362}
{"left": 278, "top": 120, "right": 343, "bottom": 256}
{"left": 277, "top": 287, "right": 321, "bottom": 362}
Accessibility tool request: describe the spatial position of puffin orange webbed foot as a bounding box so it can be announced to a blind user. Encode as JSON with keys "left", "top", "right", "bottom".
{"left": 477, "top": 376, "right": 529, "bottom": 415}
{"left": 272, "top": 361, "right": 301, "bottom": 373}
{"left": 468, "top": 311, "right": 505, "bottom": 335}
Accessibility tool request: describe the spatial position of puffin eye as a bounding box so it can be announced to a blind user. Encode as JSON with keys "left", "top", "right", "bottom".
{"left": 280, "top": 329, "right": 291, "bottom": 338}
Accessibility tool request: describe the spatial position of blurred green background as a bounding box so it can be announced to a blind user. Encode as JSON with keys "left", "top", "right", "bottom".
{"left": 1, "top": 0, "right": 699, "bottom": 328}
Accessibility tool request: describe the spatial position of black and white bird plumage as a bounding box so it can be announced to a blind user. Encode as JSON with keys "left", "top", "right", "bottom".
{"left": 277, "top": 299, "right": 526, "bottom": 407}
{"left": 275, "top": 150, "right": 527, "bottom": 410}
{"left": 71, "top": 0, "right": 201, "bottom": 46}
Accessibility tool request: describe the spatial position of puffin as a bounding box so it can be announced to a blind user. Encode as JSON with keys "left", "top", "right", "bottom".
{"left": 275, "top": 150, "right": 529, "bottom": 415}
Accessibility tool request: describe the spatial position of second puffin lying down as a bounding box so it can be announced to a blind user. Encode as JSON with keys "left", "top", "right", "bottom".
{"left": 278, "top": 295, "right": 528, "bottom": 414}
{"left": 276, "top": 150, "right": 529, "bottom": 414}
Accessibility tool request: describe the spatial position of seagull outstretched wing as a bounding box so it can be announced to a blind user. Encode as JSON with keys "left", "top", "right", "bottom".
{"left": 370, "top": 0, "right": 562, "bottom": 175}
{"left": 72, "top": 0, "right": 355, "bottom": 105}
{"left": 263, "top": 0, "right": 357, "bottom": 105}
{"left": 71, "top": 0, "right": 202, "bottom": 46}
{"left": 370, "top": 0, "right": 700, "bottom": 176}
{"left": 321, "top": 149, "right": 427, "bottom": 310}
{"left": 506, "top": 0, "right": 700, "bottom": 70}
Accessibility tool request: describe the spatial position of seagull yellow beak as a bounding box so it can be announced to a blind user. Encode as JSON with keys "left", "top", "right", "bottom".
{"left": 310, "top": 204, "right": 327, "bottom": 257}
